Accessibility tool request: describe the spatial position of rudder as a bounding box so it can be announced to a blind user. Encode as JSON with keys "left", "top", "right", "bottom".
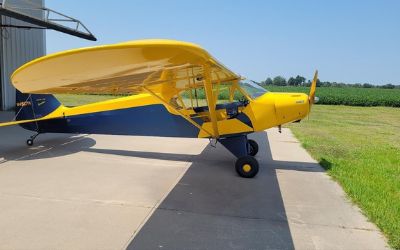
{"left": 15, "top": 90, "right": 61, "bottom": 130}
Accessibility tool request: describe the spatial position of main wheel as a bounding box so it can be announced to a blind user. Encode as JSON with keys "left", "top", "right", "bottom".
{"left": 235, "top": 156, "right": 259, "bottom": 178}
{"left": 247, "top": 139, "right": 259, "bottom": 156}
{"left": 26, "top": 139, "right": 34, "bottom": 146}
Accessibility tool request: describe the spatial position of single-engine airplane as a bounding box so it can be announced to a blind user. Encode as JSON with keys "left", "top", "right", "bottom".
{"left": 0, "top": 39, "right": 318, "bottom": 178}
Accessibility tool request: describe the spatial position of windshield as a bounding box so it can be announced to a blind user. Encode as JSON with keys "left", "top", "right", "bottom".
{"left": 239, "top": 80, "right": 268, "bottom": 99}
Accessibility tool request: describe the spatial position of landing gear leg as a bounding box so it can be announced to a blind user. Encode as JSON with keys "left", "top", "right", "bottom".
{"left": 219, "top": 135, "right": 259, "bottom": 178}
{"left": 26, "top": 132, "right": 40, "bottom": 146}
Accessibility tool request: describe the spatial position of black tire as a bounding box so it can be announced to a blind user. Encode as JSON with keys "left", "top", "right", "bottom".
{"left": 235, "top": 156, "right": 259, "bottom": 178}
{"left": 26, "top": 139, "right": 34, "bottom": 146}
{"left": 247, "top": 139, "right": 259, "bottom": 156}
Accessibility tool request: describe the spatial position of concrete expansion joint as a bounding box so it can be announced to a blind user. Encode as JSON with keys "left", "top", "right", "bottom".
{"left": 157, "top": 206, "right": 290, "bottom": 223}
{"left": 0, "top": 192, "right": 150, "bottom": 208}
{"left": 288, "top": 219, "right": 379, "bottom": 232}
{"left": 1, "top": 147, "right": 55, "bottom": 163}
{"left": 123, "top": 167, "right": 191, "bottom": 249}
{"left": 0, "top": 136, "right": 90, "bottom": 165}
{"left": 280, "top": 140, "right": 300, "bottom": 143}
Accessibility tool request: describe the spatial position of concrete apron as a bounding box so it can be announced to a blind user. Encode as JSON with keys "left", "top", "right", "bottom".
{"left": 0, "top": 112, "right": 389, "bottom": 249}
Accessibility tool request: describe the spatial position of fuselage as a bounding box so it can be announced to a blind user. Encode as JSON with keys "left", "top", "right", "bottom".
{"left": 21, "top": 91, "right": 310, "bottom": 139}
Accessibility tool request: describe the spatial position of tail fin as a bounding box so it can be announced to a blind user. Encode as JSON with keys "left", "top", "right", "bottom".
{"left": 15, "top": 90, "right": 61, "bottom": 121}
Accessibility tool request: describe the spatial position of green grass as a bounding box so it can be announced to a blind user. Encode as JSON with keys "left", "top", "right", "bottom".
{"left": 55, "top": 93, "right": 400, "bottom": 247}
{"left": 55, "top": 86, "right": 400, "bottom": 108}
{"left": 288, "top": 105, "right": 400, "bottom": 248}
{"left": 266, "top": 86, "right": 400, "bottom": 107}
{"left": 54, "top": 94, "right": 123, "bottom": 106}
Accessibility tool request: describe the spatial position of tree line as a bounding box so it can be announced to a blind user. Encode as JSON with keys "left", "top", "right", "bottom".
{"left": 260, "top": 75, "right": 400, "bottom": 89}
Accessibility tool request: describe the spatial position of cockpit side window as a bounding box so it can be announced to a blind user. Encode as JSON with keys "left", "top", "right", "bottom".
{"left": 239, "top": 80, "right": 267, "bottom": 99}
{"left": 179, "top": 87, "right": 206, "bottom": 109}
{"left": 178, "top": 83, "right": 250, "bottom": 109}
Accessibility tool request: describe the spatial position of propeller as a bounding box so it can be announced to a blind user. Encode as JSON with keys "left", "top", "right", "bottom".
{"left": 309, "top": 70, "right": 318, "bottom": 107}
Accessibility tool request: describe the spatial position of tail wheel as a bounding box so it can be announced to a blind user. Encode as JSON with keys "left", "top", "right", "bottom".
{"left": 26, "top": 139, "right": 34, "bottom": 146}
{"left": 235, "top": 156, "right": 259, "bottom": 178}
{"left": 247, "top": 139, "right": 259, "bottom": 156}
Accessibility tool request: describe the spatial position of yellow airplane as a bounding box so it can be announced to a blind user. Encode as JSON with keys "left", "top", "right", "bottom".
{"left": 1, "top": 39, "right": 318, "bottom": 178}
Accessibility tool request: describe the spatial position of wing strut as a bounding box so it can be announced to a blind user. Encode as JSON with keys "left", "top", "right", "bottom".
{"left": 203, "top": 65, "right": 219, "bottom": 138}
{"left": 142, "top": 87, "right": 214, "bottom": 138}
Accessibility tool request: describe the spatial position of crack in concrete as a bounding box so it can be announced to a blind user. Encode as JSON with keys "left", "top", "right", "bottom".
{"left": 155, "top": 206, "right": 290, "bottom": 223}
{"left": 0, "top": 192, "right": 153, "bottom": 209}
{"left": 287, "top": 218, "right": 379, "bottom": 232}
{"left": 153, "top": 206, "right": 380, "bottom": 233}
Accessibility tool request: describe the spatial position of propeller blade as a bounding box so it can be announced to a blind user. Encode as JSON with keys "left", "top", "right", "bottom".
{"left": 309, "top": 70, "right": 318, "bottom": 106}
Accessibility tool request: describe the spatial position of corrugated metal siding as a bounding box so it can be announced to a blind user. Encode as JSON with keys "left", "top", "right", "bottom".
{"left": 0, "top": 0, "right": 45, "bottom": 110}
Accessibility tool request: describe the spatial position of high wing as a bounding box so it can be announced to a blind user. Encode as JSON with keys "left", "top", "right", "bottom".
{"left": 12, "top": 39, "right": 240, "bottom": 95}
{"left": 4, "top": 40, "right": 241, "bottom": 138}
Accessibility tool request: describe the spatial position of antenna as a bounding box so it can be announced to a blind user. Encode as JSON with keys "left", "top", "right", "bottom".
{"left": 0, "top": 0, "right": 97, "bottom": 41}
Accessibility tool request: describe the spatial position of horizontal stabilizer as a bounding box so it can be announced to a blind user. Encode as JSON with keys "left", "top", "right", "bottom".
{"left": 0, "top": 106, "right": 64, "bottom": 128}
{"left": 0, "top": 118, "right": 42, "bottom": 127}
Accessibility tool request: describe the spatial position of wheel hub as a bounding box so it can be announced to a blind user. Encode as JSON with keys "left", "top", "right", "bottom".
{"left": 242, "top": 164, "right": 252, "bottom": 173}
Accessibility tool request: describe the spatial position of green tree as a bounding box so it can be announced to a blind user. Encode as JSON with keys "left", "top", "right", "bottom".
{"left": 380, "top": 84, "right": 395, "bottom": 89}
{"left": 288, "top": 75, "right": 306, "bottom": 86}
{"left": 294, "top": 75, "right": 306, "bottom": 86}
{"left": 273, "top": 76, "right": 287, "bottom": 86}
{"left": 288, "top": 77, "right": 296, "bottom": 86}
{"left": 263, "top": 77, "right": 273, "bottom": 86}
{"left": 363, "top": 83, "right": 374, "bottom": 88}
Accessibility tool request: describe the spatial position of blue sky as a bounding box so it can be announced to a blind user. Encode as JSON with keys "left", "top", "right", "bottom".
{"left": 46, "top": 0, "right": 400, "bottom": 84}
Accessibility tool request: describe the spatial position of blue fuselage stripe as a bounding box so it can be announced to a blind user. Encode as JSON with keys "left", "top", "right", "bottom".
{"left": 22, "top": 104, "right": 202, "bottom": 138}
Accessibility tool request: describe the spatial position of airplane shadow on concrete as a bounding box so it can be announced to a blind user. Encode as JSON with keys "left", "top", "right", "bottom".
{"left": 121, "top": 132, "right": 324, "bottom": 250}
{"left": 0, "top": 132, "right": 96, "bottom": 164}
{"left": 0, "top": 127, "right": 325, "bottom": 250}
